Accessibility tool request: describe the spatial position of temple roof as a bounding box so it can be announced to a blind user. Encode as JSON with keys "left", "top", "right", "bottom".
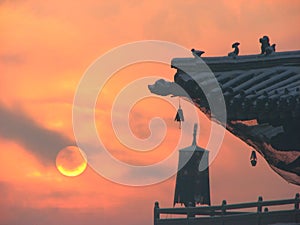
{"left": 149, "top": 50, "right": 300, "bottom": 185}
{"left": 180, "top": 145, "right": 208, "bottom": 152}
{"left": 171, "top": 50, "right": 300, "bottom": 124}
{"left": 180, "top": 124, "right": 209, "bottom": 152}
{"left": 172, "top": 50, "right": 300, "bottom": 72}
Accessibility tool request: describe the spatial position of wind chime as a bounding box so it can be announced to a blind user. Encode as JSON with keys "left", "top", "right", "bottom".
{"left": 174, "top": 98, "right": 184, "bottom": 129}
{"left": 250, "top": 150, "right": 257, "bottom": 167}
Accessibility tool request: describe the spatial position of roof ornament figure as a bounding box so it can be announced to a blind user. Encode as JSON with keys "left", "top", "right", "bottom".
{"left": 259, "top": 35, "right": 276, "bottom": 55}
{"left": 191, "top": 48, "right": 205, "bottom": 58}
{"left": 266, "top": 44, "right": 276, "bottom": 55}
{"left": 228, "top": 42, "right": 240, "bottom": 59}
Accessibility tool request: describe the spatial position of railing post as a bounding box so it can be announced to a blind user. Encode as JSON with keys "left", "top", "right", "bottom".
{"left": 154, "top": 201, "right": 160, "bottom": 225}
{"left": 222, "top": 200, "right": 227, "bottom": 215}
{"left": 257, "top": 196, "right": 263, "bottom": 213}
{"left": 295, "top": 193, "right": 299, "bottom": 223}
{"left": 187, "top": 202, "right": 195, "bottom": 218}
{"left": 221, "top": 200, "right": 227, "bottom": 225}
{"left": 257, "top": 196, "right": 263, "bottom": 225}
{"left": 295, "top": 193, "right": 299, "bottom": 210}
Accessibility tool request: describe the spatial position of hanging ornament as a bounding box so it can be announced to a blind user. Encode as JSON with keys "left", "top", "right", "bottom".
{"left": 174, "top": 98, "right": 184, "bottom": 129}
{"left": 250, "top": 150, "right": 257, "bottom": 167}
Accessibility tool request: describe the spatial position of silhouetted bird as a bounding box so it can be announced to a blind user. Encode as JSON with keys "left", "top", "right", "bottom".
{"left": 191, "top": 49, "right": 205, "bottom": 58}
{"left": 228, "top": 42, "right": 240, "bottom": 58}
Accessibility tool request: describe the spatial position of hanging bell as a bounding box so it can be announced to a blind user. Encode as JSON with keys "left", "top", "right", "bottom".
{"left": 174, "top": 101, "right": 184, "bottom": 129}
{"left": 250, "top": 150, "right": 257, "bottom": 167}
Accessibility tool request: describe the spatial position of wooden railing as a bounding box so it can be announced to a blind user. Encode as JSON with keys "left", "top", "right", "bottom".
{"left": 154, "top": 193, "right": 300, "bottom": 225}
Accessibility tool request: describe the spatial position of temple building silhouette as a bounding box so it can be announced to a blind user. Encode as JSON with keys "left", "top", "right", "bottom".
{"left": 150, "top": 37, "right": 300, "bottom": 225}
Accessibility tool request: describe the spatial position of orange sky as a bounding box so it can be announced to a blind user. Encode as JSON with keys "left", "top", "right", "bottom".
{"left": 1, "top": 1, "right": 300, "bottom": 224}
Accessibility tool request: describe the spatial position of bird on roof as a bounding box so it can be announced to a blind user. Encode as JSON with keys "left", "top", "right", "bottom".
{"left": 228, "top": 42, "right": 240, "bottom": 59}
{"left": 191, "top": 49, "right": 205, "bottom": 58}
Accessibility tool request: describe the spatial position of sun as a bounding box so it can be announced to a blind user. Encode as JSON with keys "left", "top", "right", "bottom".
{"left": 56, "top": 146, "right": 87, "bottom": 177}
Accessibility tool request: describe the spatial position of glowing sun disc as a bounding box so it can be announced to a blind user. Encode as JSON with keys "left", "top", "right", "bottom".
{"left": 56, "top": 146, "right": 87, "bottom": 177}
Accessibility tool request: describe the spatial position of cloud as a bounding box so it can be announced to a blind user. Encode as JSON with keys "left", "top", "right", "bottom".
{"left": 0, "top": 181, "right": 10, "bottom": 196}
{"left": 0, "top": 205, "right": 106, "bottom": 225}
{"left": 0, "top": 53, "right": 24, "bottom": 64}
{"left": 0, "top": 103, "right": 74, "bottom": 165}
